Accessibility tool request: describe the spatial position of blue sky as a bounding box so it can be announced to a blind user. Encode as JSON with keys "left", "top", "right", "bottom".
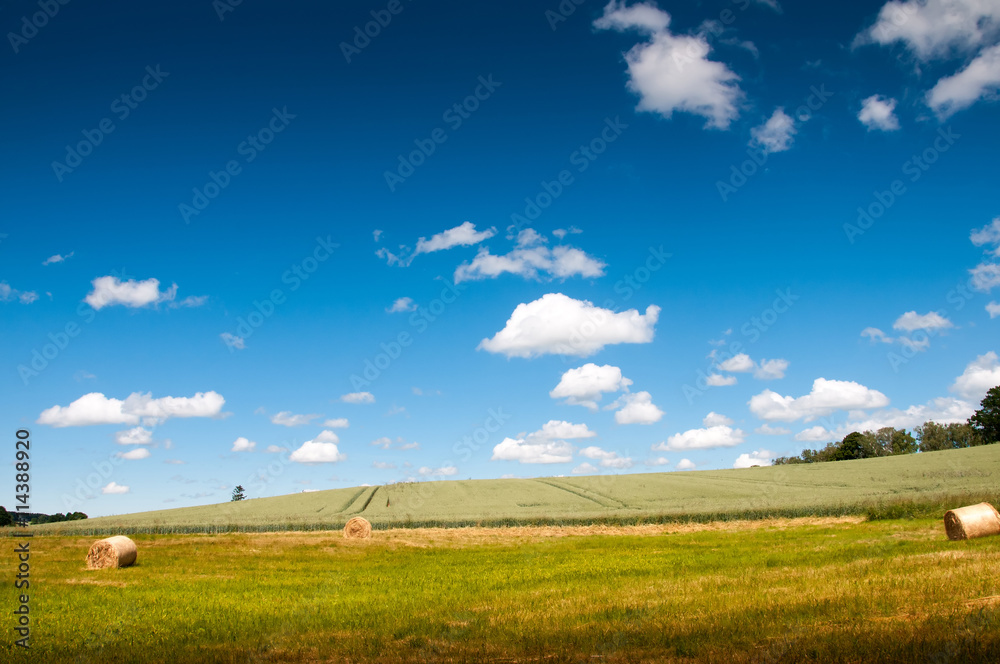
{"left": 3, "top": 0, "right": 999, "bottom": 516}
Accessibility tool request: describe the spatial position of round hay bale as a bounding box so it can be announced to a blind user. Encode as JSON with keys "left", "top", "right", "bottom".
{"left": 86, "top": 535, "right": 138, "bottom": 569}
{"left": 944, "top": 502, "right": 1000, "bottom": 541}
{"left": 343, "top": 517, "right": 372, "bottom": 539}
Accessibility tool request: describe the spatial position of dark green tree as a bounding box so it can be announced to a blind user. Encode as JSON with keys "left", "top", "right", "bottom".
{"left": 834, "top": 432, "right": 869, "bottom": 461}
{"left": 231, "top": 485, "right": 246, "bottom": 502}
{"left": 0, "top": 506, "right": 12, "bottom": 527}
{"left": 969, "top": 385, "right": 1000, "bottom": 444}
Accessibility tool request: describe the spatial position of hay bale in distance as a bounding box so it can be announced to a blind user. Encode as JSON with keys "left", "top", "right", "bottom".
{"left": 344, "top": 517, "right": 372, "bottom": 539}
{"left": 86, "top": 536, "right": 138, "bottom": 569}
{"left": 944, "top": 502, "right": 1000, "bottom": 541}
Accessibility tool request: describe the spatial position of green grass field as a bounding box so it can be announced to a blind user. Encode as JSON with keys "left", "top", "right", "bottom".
{"left": 31, "top": 445, "right": 1000, "bottom": 534}
{"left": 4, "top": 518, "right": 999, "bottom": 662}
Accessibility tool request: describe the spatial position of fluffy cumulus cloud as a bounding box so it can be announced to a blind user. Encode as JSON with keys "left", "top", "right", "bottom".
{"left": 675, "top": 459, "right": 696, "bottom": 470}
{"left": 858, "top": 95, "right": 901, "bottom": 131}
{"left": 270, "top": 411, "right": 321, "bottom": 427}
{"left": 0, "top": 282, "right": 39, "bottom": 304}
{"left": 84, "top": 276, "right": 181, "bottom": 310}
{"left": 594, "top": 1, "right": 743, "bottom": 129}
{"left": 114, "top": 426, "right": 152, "bottom": 445}
{"left": 754, "top": 359, "right": 789, "bottom": 380}
{"left": 706, "top": 373, "right": 738, "bottom": 386}
{"left": 386, "top": 297, "right": 417, "bottom": 313}
{"left": 289, "top": 430, "right": 346, "bottom": 464}
{"left": 550, "top": 363, "right": 633, "bottom": 410}
{"left": 971, "top": 217, "right": 1000, "bottom": 251}
{"left": 323, "top": 417, "right": 349, "bottom": 428}
{"left": 733, "top": 449, "right": 774, "bottom": 468}
{"left": 717, "top": 353, "right": 755, "bottom": 373}
{"left": 231, "top": 437, "right": 256, "bottom": 452}
{"left": 579, "top": 446, "right": 634, "bottom": 469}
{"left": 893, "top": 310, "right": 955, "bottom": 331}
{"left": 38, "top": 391, "right": 225, "bottom": 427}
{"left": 491, "top": 420, "right": 595, "bottom": 464}
{"left": 951, "top": 351, "right": 1000, "bottom": 400}
{"left": 116, "top": 448, "right": 151, "bottom": 460}
{"left": 750, "top": 108, "right": 797, "bottom": 154}
{"left": 340, "top": 391, "right": 375, "bottom": 404}
{"left": 857, "top": 0, "right": 1000, "bottom": 59}
{"left": 572, "top": 462, "right": 600, "bottom": 474}
{"left": 454, "top": 229, "right": 606, "bottom": 284}
{"left": 748, "top": 379, "right": 889, "bottom": 422}
{"left": 716, "top": 353, "right": 788, "bottom": 380}
{"left": 969, "top": 217, "right": 1000, "bottom": 294}
{"left": 102, "top": 481, "right": 130, "bottom": 495}
{"left": 656, "top": 413, "right": 745, "bottom": 451}
{"left": 987, "top": 301, "right": 1000, "bottom": 318}
{"left": 612, "top": 391, "right": 664, "bottom": 424}
{"left": 478, "top": 293, "right": 660, "bottom": 358}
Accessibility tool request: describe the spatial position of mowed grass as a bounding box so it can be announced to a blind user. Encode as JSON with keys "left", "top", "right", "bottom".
{"left": 34, "top": 446, "right": 1000, "bottom": 535}
{"left": 3, "top": 517, "right": 999, "bottom": 662}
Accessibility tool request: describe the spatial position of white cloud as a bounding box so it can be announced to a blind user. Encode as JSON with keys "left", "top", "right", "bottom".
{"left": 734, "top": 449, "right": 774, "bottom": 468}
{"left": 749, "top": 378, "right": 889, "bottom": 422}
{"left": 341, "top": 392, "right": 375, "bottom": 404}
{"left": 387, "top": 297, "right": 417, "bottom": 313}
{"left": 550, "top": 363, "right": 633, "bottom": 410}
{"left": 706, "top": 373, "right": 737, "bottom": 386}
{"left": 862, "top": 327, "right": 895, "bottom": 343}
{"left": 231, "top": 437, "right": 256, "bottom": 452}
{"left": 323, "top": 417, "right": 349, "bottom": 428}
{"left": 84, "top": 276, "right": 179, "bottom": 310}
{"left": 893, "top": 310, "right": 954, "bottom": 331}
{"left": 265, "top": 445, "right": 288, "bottom": 453}
{"left": 644, "top": 456, "right": 670, "bottom": 466}
{"left": 116, "top": 448, "right": 151, "bottom": 460}
{"left": 675, "top": 459, "right": 696, "bottom": 470}
{"left": 579, "top": 446, "right": 633, "bottom": 469}
{"left": 0, "top": 282, "right": 39, "bottom": 304}
{"left": 951, "top": 351, "right": 1000, "bottom": 400}
{"left": 220, "top": 332, "right": 245, "bottom": 350}
{"left": 750, "top": 108, "right": 797, "bottom": 154}
{"left": 594, "top": 1, "right": 743, "bottom": 129}
{"left": 703, "top": 412, "right": 734, "bottom": 427}
{"left": 929, "top": 41, "right": 1000, "bottom": 116}
{"left": 987, "top": 301, "right": 1000, "bottom": 318}
{"left": 858, "top": 95, "right": 901, "bottom": 131}
{"left": 289, "top": 430, "right": 346, "bottom": 464}
{"left": 415, "top": 221, "right": 496, "bottom": 255}
{"left": 553, "top": 226, "right": 583, "bottom": 240}
{"left": 971, "top": 217, "right": 1000, "bottom": 250}
{"left": 478, "top": 293, "right": 660, "bottom": 358}
{"left": 114, "top": 427, "right": 152, "bottom": 445}
{"left": 102, "top": 481, "right": 130, "bottom": 494}
{"left": 572, "top": 462, "right": 600, "bottom": 474}
{"left": 37, "top": 391, "right": 225, "bottom": 427}
{"left": 857, "top": 0, "right": 1000, "bottom": 60}
{"left": 656, "top": 424, "right": 745, "bottom": 451}
{"left": 754, "top": 424, "right": 792, "bottom": 435}
{"left": 42, "top": 251, "right": 74, "bottom": 265}
{"left": 491, "top": 420, "right": 595, "bottom": 464}
{"left": 373, "top": 229, "right": 383, "bottom": 242}
{"left": 270, "top": 411, "right": 321, "bottom": 427}
{"left": 373, "top": 461, "right": 396, "bottom": 469}
{"left": 455, "top": 243, "right": 606, "bottom": 284}
{"left": 971, "top": 262, "right": 1000, "bottom": 291}
{"left": 794, "top": 426, "right": 833, "bottom": 442}
{"left": 613, "top": 391, "right": 664, "bottom": 424}
{"left": 371, "top": 436, "right": 420, "bottom": 451}
{"left": 418, "top": 465, "right": 458, "bottom": 477}
{"left": 717, "top": 353, "right": 755, "bottom": 373}
{"left": 754, "top": 359, "right": 789, "bottom": 380}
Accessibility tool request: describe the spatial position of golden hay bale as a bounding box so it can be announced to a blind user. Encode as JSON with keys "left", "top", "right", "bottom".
{"left": 86, "top": 536, "right": 138, "bottom": 569}
{"left": 343, "top": 517, "right": 372, "bottom": 539}
{"left": 944, "top": 502, "right": 1000, "bottom": 541}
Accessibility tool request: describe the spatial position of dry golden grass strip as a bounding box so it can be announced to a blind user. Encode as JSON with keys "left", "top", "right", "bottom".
{"left": 344, "top": 517, "right": 372, "bottom": 539}
{"left": 86, "top": 535, "right": 138, "bottom": 569}
{"left": 944, "top": 502, "right": 1000, "bottom": 540}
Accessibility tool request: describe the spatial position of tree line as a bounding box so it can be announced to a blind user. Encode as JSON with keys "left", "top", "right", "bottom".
{"left": 0, "top": 507, "right": 88, "bottom": 526}
{"left": 774, "top": 385, "right": 1000, "bottom": 465}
